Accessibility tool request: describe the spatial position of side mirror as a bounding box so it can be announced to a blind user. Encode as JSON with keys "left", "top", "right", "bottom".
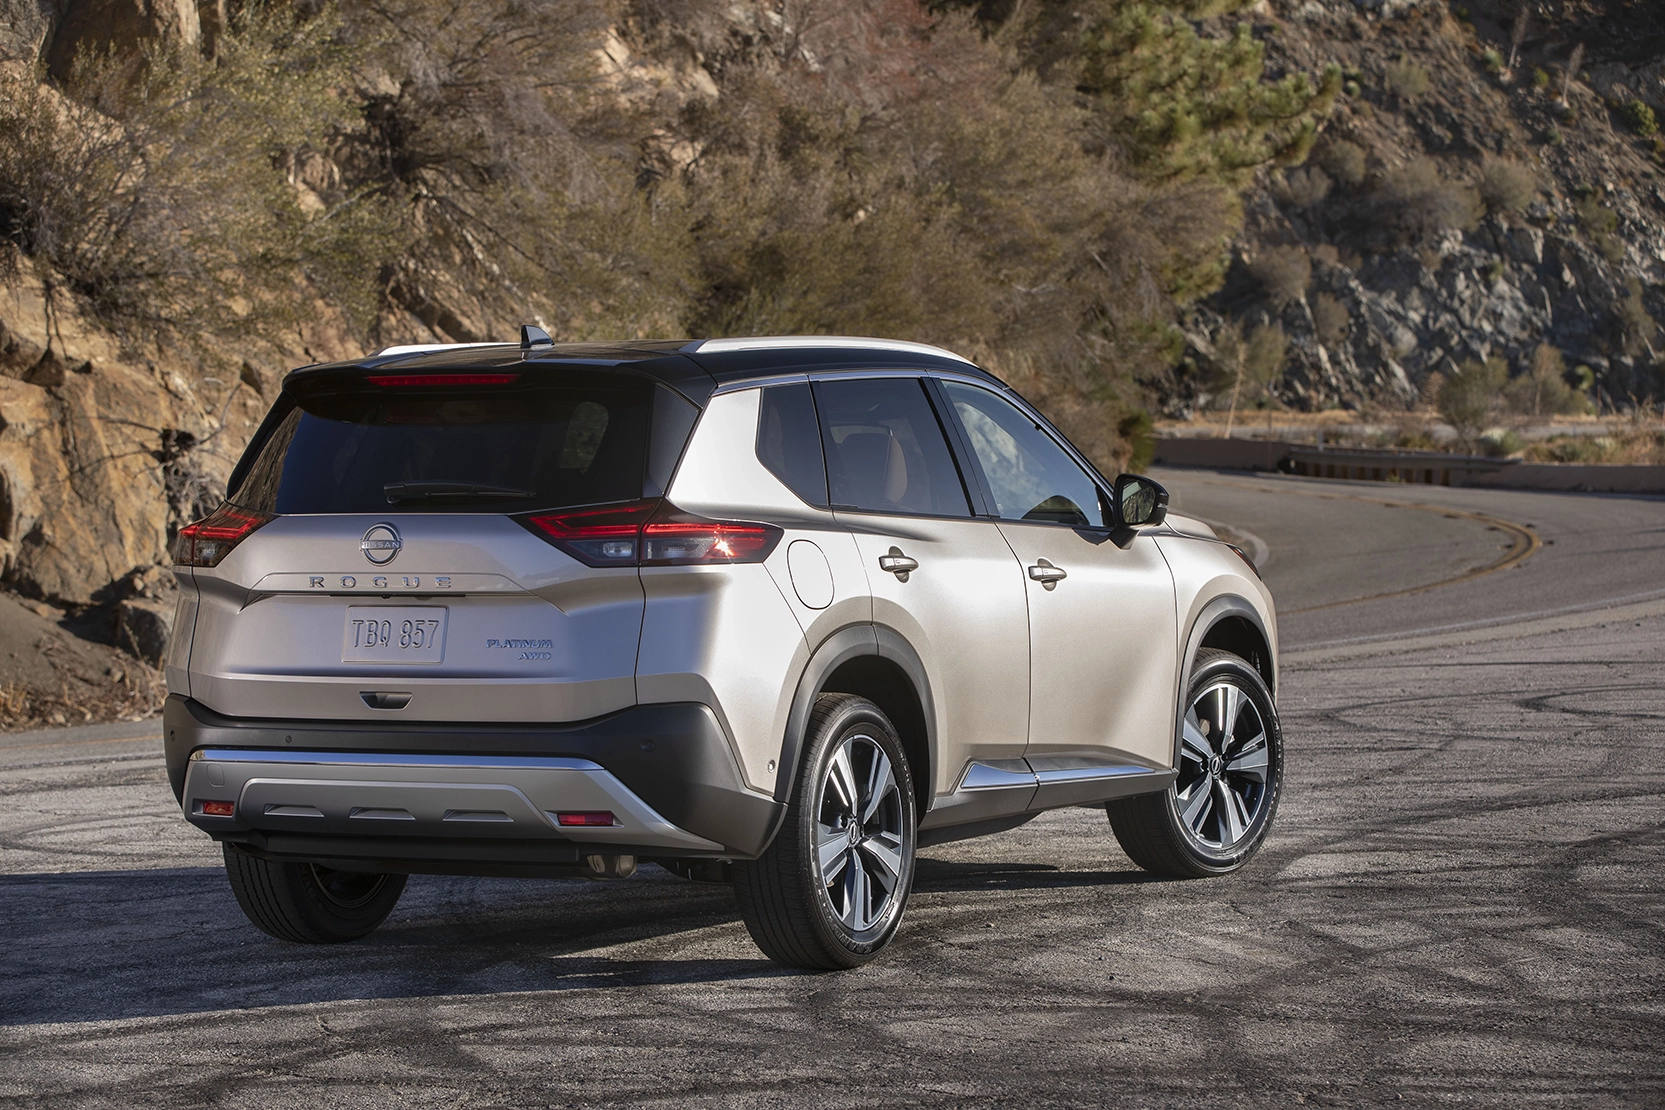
{"left": 1114, "top": 474, "right": 1169, "bottom": 528}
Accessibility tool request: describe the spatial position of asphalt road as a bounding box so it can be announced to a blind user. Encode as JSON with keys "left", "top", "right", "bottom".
{"left": 2, "top": 470, "right": 1662, "bottom": 1107}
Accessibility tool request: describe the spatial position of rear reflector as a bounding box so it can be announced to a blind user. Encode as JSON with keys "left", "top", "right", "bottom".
{"left": 199, "top": 800, "right": 235, "bottom": 817}
{"left": 556, "top": 811, "right": 617, "bottom": 827}
{"left": 173, "top": 503, "right": 273, "bottom": 568}
{"left": 367, "top": 373, "right": 520, "bottom": 387}
{"left": 518, "top": 500, "right": 782, "bottom": 568}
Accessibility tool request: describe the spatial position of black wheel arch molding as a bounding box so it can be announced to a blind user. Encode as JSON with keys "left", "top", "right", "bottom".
{"left": 1173, "top": 594, "right": 1278, "bottom": 769}
{"left": 774, "top": 623, "right": 938, "bottom": 815}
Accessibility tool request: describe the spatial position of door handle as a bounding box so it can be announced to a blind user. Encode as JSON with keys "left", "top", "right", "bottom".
{"left": 1028, "top": 559, "right": 1067, "bottom": 589}
{"left": 878, "top": 547, "right": 918, "bottom": 581}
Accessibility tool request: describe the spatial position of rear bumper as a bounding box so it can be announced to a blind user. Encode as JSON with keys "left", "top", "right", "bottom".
{"left": 164, "top": 696, "right": 781, "bottom": 863}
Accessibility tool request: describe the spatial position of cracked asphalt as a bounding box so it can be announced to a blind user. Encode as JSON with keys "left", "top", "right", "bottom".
{"left": 1, "top": 469, "right": 1662, "bottom": 1107}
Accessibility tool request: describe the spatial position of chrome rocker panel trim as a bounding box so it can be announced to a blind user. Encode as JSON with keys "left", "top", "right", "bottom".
{"left": 920, "top": 753, "right": 1175, "bottom": 832}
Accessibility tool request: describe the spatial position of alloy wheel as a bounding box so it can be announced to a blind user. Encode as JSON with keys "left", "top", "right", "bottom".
{"left": 1175, "top": 680, "right": 1273, "bottom": 851}
{"left": 813, "top": 733, "right": 907, "bottom": 933}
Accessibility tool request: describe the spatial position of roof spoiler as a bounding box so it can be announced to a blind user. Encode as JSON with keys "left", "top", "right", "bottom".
{"left": 373, "top": 323, "right": 553, "bottom": 359}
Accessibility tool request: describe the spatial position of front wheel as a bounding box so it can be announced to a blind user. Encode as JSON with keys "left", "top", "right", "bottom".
{"left": 1108, "top": 647, "right": 1284, "bottom": 877}
{"left": 223, "top": 844, "right": 407, "bottom": 943}
{"left": 734, "top": 694, "right": 916, "bottom": 969}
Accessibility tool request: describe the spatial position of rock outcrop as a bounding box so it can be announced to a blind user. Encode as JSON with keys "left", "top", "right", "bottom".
{"left": 1174, "top": 0, "right": 1665, "bottom": 415}
{"left": 0, "top": 266, "right": 259, "bottom": 607}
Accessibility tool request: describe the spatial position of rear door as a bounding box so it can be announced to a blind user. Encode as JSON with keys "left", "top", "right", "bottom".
{"left": 185, "top": 369, "right": 673, "bottom": 723}
{"left": 935, "top": 379, "right": 1179, "bottom": 772}
{"left": 812, "top": 375, "right": 1030, "bottom": 802}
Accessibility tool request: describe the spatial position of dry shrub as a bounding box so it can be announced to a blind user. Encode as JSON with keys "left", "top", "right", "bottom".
{"left": 1478, "top": 157, "right": 1539, "bottom": 214}
{"left": 0, "top": 11, "right": 389, "bottom": 347}
{"left": 1277, "top": 166, "right": 1332, "bottom": 208}
{"left": 1313, "top": 291, "right": 1350, "bottom": 346}
{"left": 1384, "top": 59, "right": 1432, "bottom": 100}
{"left": 1247, "top": 245, "right": 1311, "bottom": 308}
{"left": 1316, "top": 139, "right": 1367, "bottom": 187}
{"left": 1370, "top": 158, "right": 1481, "bottom": 244}
{"left": 1438, "top": 356, "right": 1507, "bottom": 444}
{"left": 1504, "top": 343, "right": 1590, "bottom": 416}
{"left": 1525, "top": 430, "right": 1665, "bottom": 464}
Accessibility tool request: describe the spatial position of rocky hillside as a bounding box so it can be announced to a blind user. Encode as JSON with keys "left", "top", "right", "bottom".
{"left": 0, "top": 0, "right": 1659, "bottom": 726}
{"left": 1176, "top": 0, "right": 1665, "bottom": 415}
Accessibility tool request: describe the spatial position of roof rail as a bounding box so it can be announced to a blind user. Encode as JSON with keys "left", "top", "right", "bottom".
{"left": 373, "top": 341, "right": 513, "bottom": 358}
{"left": 683, "top": 336, "right": 977, "bottom": 367}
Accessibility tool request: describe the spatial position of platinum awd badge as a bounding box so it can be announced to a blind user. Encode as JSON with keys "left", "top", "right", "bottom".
{"left": 361, "top": 523, "right": 402, "bottom": 565}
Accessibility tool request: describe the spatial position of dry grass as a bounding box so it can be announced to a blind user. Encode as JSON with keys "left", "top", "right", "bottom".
{"left": 0, "top": 662, "right": 164, "bottom": 731}
{"left": 1522, "top": 428, "right": 1665, "bottom": 464}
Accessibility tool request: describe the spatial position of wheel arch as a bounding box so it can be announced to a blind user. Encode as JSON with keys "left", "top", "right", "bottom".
{"left": 1174, "top": 595, "right": 1276, "bottom": 768}
{"left": 775, "top": 624, "right": 936, "bottom": 820}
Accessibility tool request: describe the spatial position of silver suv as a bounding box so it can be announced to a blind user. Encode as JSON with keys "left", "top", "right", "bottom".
{"left": 165, "top": 333, "right": 1281, "bottom": 969}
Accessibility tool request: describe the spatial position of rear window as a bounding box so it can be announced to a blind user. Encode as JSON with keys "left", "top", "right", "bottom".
{"left": 232, "top": 375, "right": 657, "bottom": 514}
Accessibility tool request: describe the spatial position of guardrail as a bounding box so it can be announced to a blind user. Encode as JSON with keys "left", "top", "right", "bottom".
{"left": 1153, "top": 438, "right": 1665, "bottom": 494}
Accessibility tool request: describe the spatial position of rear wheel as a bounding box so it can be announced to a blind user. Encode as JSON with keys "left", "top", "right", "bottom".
{"left": 734, "top": 694, "right": 916, "bottom": 969}
{"left": 223, "top": 844, "right": 406, "bottom": 943}
{"left": 1108, "top": 648, "right": 1283, "bottom": 878}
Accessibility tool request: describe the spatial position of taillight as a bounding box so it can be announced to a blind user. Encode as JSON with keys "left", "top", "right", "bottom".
{"left": 518, "top": 500, "right": 782, "bottom": 567}
{"left": 521, "top": 501, "right": 659, "bottom": 566}
{"left": 173, "top": 503, "right": 272, "bottom": 567}
{"left": 641, "top": 515, "right": 780, "bottom": 565}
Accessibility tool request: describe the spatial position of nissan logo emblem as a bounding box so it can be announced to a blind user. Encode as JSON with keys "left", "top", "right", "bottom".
{"left": 361, "top": 523, "right": 402, "bottom": 565}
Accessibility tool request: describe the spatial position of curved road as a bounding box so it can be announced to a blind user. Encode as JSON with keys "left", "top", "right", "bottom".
{"left": 1, "top": 470, "right": 1662, "bottom": 1106}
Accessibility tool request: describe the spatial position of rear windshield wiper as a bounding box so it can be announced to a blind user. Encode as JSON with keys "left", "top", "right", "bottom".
{"left": 384, "top": 481, "right": 537, "bottom": 503}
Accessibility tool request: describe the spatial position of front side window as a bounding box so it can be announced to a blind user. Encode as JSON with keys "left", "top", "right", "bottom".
{"left": 812, "top": 377, "right": 970, "bottom": 518}
{"left": 940, "top": 380, "right": 1106, "bottom": 528}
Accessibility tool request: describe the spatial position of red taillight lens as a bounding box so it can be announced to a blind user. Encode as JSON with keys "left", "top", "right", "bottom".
{"left": 521, "top": 501, "right": 660, "bottom": 566}
{"left": 198, "top": 800, "right": 235, "bottom": 817}
{"left": 367, "top": 373, "right": 520, "bottom": 387}
{"left": 518, "top": 500, "right": 782, "bottom": 568}
{"left": 641, "top": 518, "right": 780, "bottom": 565}
{"left": 556, "top": 811, "right": 617, "bottom": 827}
{"left": 173, "top": 503, "right": 272, "bottom": 568}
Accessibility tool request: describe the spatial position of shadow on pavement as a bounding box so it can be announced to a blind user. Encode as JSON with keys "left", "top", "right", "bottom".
{"left": 913, "top": 857, "right": 1162, "bottom": 891}
{"left": 1, "top": 855, "right": 1163, "bottom": 1026}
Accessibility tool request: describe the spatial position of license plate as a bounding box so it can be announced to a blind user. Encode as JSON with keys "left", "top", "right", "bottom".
{"left": 342, "top": 607, "right": 447, "bottom": 664}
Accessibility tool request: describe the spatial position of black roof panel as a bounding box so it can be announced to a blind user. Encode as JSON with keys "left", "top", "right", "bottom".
{"left": 285, "top": 338, "right": 1006, "bottom": 406}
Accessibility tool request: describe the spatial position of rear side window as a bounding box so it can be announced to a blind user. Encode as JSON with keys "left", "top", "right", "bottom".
{"left": 756, "top": 383, "right": 828, "bottom": 507}
{"left": 812, "top": 377, "right": 969, "bottom": 517}
{"left": 232, "top": 375, "right": 656, "bottom": 514}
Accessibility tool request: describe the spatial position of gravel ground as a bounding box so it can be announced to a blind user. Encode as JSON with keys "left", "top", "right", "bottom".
{"left": 1, "top": 473, "right": 1661, "bottom": 1108}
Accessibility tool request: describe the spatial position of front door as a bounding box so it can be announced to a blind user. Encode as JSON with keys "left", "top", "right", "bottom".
{"left": 812, "top": 375, "right": 1031, "bottom": 803}
{"left": 935, "top": 379, "right": 1178, "bottom": 772}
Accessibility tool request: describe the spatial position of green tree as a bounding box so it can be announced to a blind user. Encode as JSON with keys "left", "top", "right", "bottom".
{"left": 1504, "top": 344, "right": 1589, "bottom": 417}
{"left": 1214, "top": 320, "right": 1286, "bottom": 437}
{"left": 1072, "top": 2, "right": 1341, "bottom": 182}
{"left": 1438, "top": 357, "right": 1508, "bottom": 447}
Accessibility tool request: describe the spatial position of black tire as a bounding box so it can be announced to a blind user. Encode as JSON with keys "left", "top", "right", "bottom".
{"left": 1108, "top": 647, "right": 1284, "bottom": 878}
{"left": 223, "top": 844, "right": 406, "bottom": 943}
{"left": 734, "top": 694, "right": 917, "bottom": 970}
